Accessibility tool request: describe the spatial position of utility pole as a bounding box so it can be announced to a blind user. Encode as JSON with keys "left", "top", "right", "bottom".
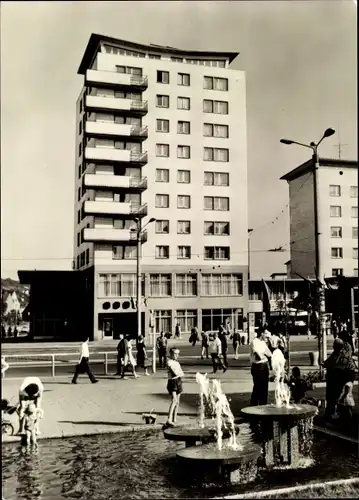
{"left": 136, "top": 218, "right": 142, "bottom": 339}
{"left": 248, "top": 228, "right": 253, "bottom": 280}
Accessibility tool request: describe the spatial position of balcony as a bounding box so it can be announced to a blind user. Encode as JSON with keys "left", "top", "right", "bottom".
{"left": 85, "top": 95, "right": 148, "bottom": 115}
{"left": 84, "top": 174, "right": 147, "bottom": 191}
{"left": 84, "top": 201, "right": 148, "bottom": 218}
{"left": 85, "top": 121, "right": 148, "bottom": 140}
{"left": 85, "top": 147, "right": 148, "bottom": 165}
{"left": 86, "top": 70, "right": 148, "bottom": 90}
{"left": 84, "top": 228, "right": 147, "bottom": 243}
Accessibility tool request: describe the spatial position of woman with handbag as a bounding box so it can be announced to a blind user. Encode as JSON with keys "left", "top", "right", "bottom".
{"left": 136, "top": 335, "right": 150, "bottom": 376}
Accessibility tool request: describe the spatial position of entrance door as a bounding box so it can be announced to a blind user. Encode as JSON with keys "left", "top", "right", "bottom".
{"left": 103, "top": 318, "right": 114, "bottom": 339}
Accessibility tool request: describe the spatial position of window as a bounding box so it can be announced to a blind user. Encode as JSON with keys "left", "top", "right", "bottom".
{"left": 112, "top": 246, "right": 138, "bottom": 260}
{"left": 178, "top": 73, "right": 190, "bottom": 86}
{"left": 332, "top": 269, "right": 343, "bottom": 277}
{"left": 150, "top": 274, "right": 171, "bottom": 296}
{"left": 177, "top": 246, "right": 191, "bottom": 259}
{"left": 177, "top": 121, "right": 190, "bottom": 134}
{"left": 204, "top": 246, "right": 230, "bottom": 260}
{"left": 77, "top": 210, "right": 81, "bottom": 224}
{"left": 203, "top": 76, "right": 228, "bottom": 91}
{"left": 330, "top": 226, "right": 342, "bottom": 238}
{"left": 177, "top": 170, "right": 190, "bottom": 183}
{"left": 155, "top": 220, "right": 169, "bottom": 234}
{"left": 175, "top": 310, "right": 197, "bottom": 332}
{"left": 350, "top": 186, "right": 358, "bottom": 198}
{"left": 78, "top": 187, "right": 81, "bottom": 201}
{"left": 177, "top": 145, "right": 190, "bottom": 159}
{"left": 116, "top": 65, "right": 143, "bottom": 76}
{"left": 203, "top": 100, "right": 228, "bottom": 114}
{"left": 77, "top": 233, "right": 80, "bottom": 247}
{"left": 157, "top": 71, "right": 169, "bottom": 84}
{"left": 153, "top": 310, "right": 171, "bottom": 333}
{"left": 175, "top": 275, "right": 197, "bottom": 296}
{"left": 79, "top": 121, "right": 82, "bottom": 135}
{"left": 171, "top": 57, "right": 183, "bottom": 62}
{"left": 201, "top": 274, "right": 243, "bottom": 296}
{"left": 177, "top": 220, "right": 191, "bottom": 234}
{"left": 155, "top": 246, "right": 170, "bottom": 259}
{"left": 203, "top": 124, "right": 229, "bottom": 138}
{"left": 156, "top": 144, "right": 170, "bottom": 157}
{"left": 329, "top": 185, "right": 341, "bottom": 197}
{"left": 155, "top": 169, "right": 169, "bottom": 182}
{"left": 177, "top": 195, "right": 191, "bottom": 209}
{"left": 156, "top": 94, "right": 169, "bottom": 108}
{"left": 79, "top": 99, "right": 83, "bottom": 113}
{"left": 156, "top": 119, "right": 169, "bottom": 133}
{"left": 204, "top": 147, "right": 229, "bottom": 162}
{"left": 351, "top": 206, "right": 358, "bottom": 218}
{"left": 155, "top": 194, "right": 169, "bottom": 208}
{"left": 331, "top": 247, "right": 343, "bottom": 259}
{"left": 204, "top": 196, "right": 229, "bottom": 211}
{"left": 177, "top": 97, "right": 190, "bottom": 110}
{"left": 85, "top": 249, "right": 90, "bottom": 265}
{"left": 149, "top": 54, "right": 161, "bottom": 60}
{"left": 78, "top": 143, "right": 82, "bottom": 157}
{"left": 204, "top": 221, "right": 230, "bottom": 235}
{"left": 353, "top": 227, "right": 358, "bottom": 239}
{"left": 78, "top": 164, "right": 81, "bottom": 179}
{"left": 330, "top": 206, "right": 342, "bottom": 217}
{"left": 204, "top": 172, "right": 229, "bottom": 186}
{"left": 353, "top": 248, "right": 358, "bottom": 260}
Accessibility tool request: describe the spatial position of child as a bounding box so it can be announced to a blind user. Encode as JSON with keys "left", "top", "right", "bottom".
{"left": 337, "top": 381, "right": 355, "bottom": 422}
{"left": 23, "top": 402, "right": 44, "bottom": 446}
{"left": 165, "top": 348, "right": 184, "bottom": 428}
{"left": 288, "top": 366, "right": 310, "bottom": 404}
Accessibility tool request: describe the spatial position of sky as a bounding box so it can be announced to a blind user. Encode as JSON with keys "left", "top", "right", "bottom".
{"left": 1, "top": 0, "right": 357, "bottom": 280}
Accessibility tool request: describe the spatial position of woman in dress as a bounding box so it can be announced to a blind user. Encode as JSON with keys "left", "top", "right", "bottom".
{"left": 124, "top": 336, "right": 139, "bottom": 379}
{"left": 136, "top": 335, "right": 150, "bottom": 376}
{"left": 231, "top": 329, "right": 241, "bottom": 359}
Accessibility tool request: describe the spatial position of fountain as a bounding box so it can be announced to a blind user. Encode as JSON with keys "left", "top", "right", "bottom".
{"left": 241, "top": 349, "right": 317, "bottom": 468}
{"left": 174, "top": 374, "right": 261, "bottom": 485}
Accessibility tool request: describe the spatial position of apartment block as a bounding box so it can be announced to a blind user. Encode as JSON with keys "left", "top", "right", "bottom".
{"left": 281, "top": 158, "right": 358, "bottom": 280}
{"left": 72, "top": 33, "right": 248, "bottom": 340}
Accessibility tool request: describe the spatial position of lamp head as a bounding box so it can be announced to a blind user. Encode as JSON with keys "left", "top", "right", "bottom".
{"left": 324, "top": 128, "right": 335, "bottom": 138}
{"left": 149, "top": 217, "right": 156, "bottom": 223}
{"left": 280, "top": 139, "right": 293, "bottom": 145}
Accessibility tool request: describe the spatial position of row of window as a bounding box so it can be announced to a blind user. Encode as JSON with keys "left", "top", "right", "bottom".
{"left": 331, "top": 247, "right": 358, "bottom": 259}
{"left": 330, "top": 206, "right": 358, "bottom": 218}
{"left": 156, "top": 95, "right": 229, "bottom": 114}
{"left": 99, "top": 273, "right": 242, "bottom": 297}
{"left": 156, "top": 144, "right": 229, "bottom": 161}
{"left": 155, "top": 220, "right": 230, "bottom": 235}
{"left": 112, "top": 245, "right": 231, "bottom": 260}
{"left": 332, "top": 268, "right": 358, "bottom": 277}
{"left": 330, "top": 226, "right": 358, "bottom": 238}
{"left": 77, "top": 249, "right": 90, "bottom": 269}
{"left": 156, "top": 119, "right": 229, "bottom": 138}
{"left": 155, "top": 194, "right": 230, "bottom": 211}
{"left": 155, "top": 169, "right": 229, "bottom": 185}
{"left": 329, "top": 185, "right": 358, "bottom": 198}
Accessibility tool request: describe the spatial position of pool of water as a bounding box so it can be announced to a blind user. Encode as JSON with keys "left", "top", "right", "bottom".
{"left": 2, "top": 426, "right": 358, "bottom": 499}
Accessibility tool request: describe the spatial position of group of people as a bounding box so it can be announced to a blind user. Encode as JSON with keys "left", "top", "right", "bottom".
{"left": 1, "top": 324, "right": 19, "bottom": 341}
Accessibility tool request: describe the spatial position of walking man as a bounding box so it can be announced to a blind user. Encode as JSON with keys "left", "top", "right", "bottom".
{"left": 115, "top": 333, "right": 126, "bottom": 376}
{"left": 72, "top": 338, "right": 98, "bottom": 384}
{"left": 156, "top": 331, "right": 168, "bottom": 369}
{"left": 201, "top": 330, "right": 210, "bottom": 360}
{"left": 210, "top": 332, "right": 225, "bottom": 374}
{"left": 218, "top": 328, "right": 229, "bottom": 371}
{"left": 249, "top": 328, "right": 272, "bottom": 406}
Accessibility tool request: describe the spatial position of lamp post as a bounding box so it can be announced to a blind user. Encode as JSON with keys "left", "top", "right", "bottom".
{"left": 280, "top": 127, "right": 335, "bottom": 372}
{"left": 134, "top": 216, "right": 156, "bottom": 338}
{"left": 248, "top": 228, "right": 253, "bottom": 280}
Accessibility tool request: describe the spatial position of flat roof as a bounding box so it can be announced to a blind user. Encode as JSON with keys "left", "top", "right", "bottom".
{"left": 78, "top": 33, "right": 239, "bottom": 74}
{"left": 280, "top": 157, "right": 358, "bottom": 182}
{"left": 18, "top": 270, "right": 80, "bottom": 284}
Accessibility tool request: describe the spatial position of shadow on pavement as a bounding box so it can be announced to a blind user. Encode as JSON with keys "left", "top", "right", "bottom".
{"left": 58, "top": 420, "right": 132, "bottom": 427}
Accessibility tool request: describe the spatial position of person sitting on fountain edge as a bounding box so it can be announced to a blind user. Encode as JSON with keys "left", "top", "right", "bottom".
{"left": 288, "top": 366, "right": 311, "bottom": 404}
{"left": 164, "top": 348, "right": 184, "bottom": 428}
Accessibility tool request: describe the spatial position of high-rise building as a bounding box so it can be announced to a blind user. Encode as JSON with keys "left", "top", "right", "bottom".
{"left": 74, "top": 34, "right": 248, "bottom": 340}
{"left": 281, "top": 158, "right": 358, "bottom": 280}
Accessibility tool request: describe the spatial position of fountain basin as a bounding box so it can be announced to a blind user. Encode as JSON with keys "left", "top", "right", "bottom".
{"left": 163, "top": 425, "right": 214, "bottom": 447}
{"left": 177, "top": 440, "right": 262, "bottom": 485}
{"left": 241, "top": 405, "right": 318, "bottom": 468}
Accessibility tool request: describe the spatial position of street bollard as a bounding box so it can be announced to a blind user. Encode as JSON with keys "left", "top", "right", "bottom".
{"left": 104, "top": 352, "right": 108, "bottom": 375}
{"left": 51, "top": 354, "right": 55, "bottom": 377}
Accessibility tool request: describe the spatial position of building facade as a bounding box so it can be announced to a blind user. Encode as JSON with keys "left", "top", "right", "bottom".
{"left": 73, "top": 34, "right": 248, "bottom": 340}
{"left": 281, "top": 158, "right": 358, "bottom": 280}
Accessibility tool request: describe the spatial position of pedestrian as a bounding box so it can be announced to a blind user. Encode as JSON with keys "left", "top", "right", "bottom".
{"left": 1, "top": 325, "right": 5, "bottom": 340}
{"left": 189, "top": 326, "right": 199, "bottom": 347}
{"left": 18, "top": 376, "right": 44, "bottom": 435}
{"left": 219, "top": 329, "right": 229, "bottom": 370}
{"left": 201, "top": 330, "right": 210, "bottom": 360}
{"left": 231, "top": 329, "right": 241, "bottom": 359}
{"left": 249, "top": 328, "right": 272, "bottom": 406}
{"left": 72, "top": 338, "right": 98, "bottom": 384}
{"left": 13, "top": 326, "right": 18, "bottom": 343}
{"left": 115, "top": 333, "right": 126, "bottom": 376}
{"left": 23, "top": 402, "right": 44, "bottom": 446}
{"left": 288, "top": 366, "right": 310, "bottom": 404}
{"left": 124, "top": 336, "right": 139, "bottom": 378}
{"left": 156, "top": 331, "right": 168, "bottom": 369}
{"left": 263, "top": 323, "right": 272, "bottom": 346}
{"left": 164, "top": 348, "right": 184, "bottom": 428}
{"left": 332, "top": 319, "right": 339, "bottom": 339}
{"left": 136, "top": 335, "right": 150, "bottom": 376}
{"left": 175, "top": 323, "right": 181, "bottom": 339}
{"left": 1, "top": 356, "right": 9, "bottom": 377}
{"left": 210, "top": 331, "right": 225, "bottom": 374}
{"left": 7, "top": 326, "right": 12, "bottom": 339}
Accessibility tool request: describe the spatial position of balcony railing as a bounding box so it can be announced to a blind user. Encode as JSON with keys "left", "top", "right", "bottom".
{"left": 130, "top": 151, "right": 148, "bottom": 163}
{"left": 130, "top": 75, "right": 148, "bottom": 87}
{"left": 130, "top": 125, "right": 148, "bottom": 137}
{"left": 130, "top": 203, "right": 148, "bottom": 216}
{"left": 129, "top": 177, "right": 148, "bottom": 189}
{"left": 130, "top": 100, "right": 148, "bottom": 112}
{"left": 129, "top": 230, "right": 148, "bottom": 243}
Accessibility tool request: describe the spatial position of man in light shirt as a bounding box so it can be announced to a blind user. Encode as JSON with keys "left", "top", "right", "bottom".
{"left": 210, "top": 332, "right": 225, "bottom": 374}
{"left": 18, "top": 376, "right": 44, "bottom": 434}
{"left": 72, "top": 338, "right": 98, "bottom": 384}
{"left": 250, "top": 328, "right": 272, "bottom": 406}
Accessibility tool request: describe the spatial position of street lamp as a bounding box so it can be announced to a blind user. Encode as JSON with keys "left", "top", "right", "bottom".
{"left": 280, "top": 128, "right": 335, "bottom": 371}
{"left": 134, "top": 216, "right": 156, "bottom": 338}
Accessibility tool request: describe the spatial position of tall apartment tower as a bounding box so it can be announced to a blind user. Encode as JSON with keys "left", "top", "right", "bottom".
{"left": 74, "top": 34, "right": 248, "bottom": 340}
{"left": 281, "top": 158, "right": 358, "bottom": 280}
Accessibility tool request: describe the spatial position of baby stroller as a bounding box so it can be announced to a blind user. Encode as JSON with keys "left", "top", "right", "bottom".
{"left": 1, "top": 398, "right": 19, "bottom": 436}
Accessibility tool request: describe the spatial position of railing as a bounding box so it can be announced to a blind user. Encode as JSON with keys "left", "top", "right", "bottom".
{"left": 129, "top": 230, "right": 148, "bottom": 243}
{"left": 130, "top": 203, "right": 148, "bottom": 216}
{"left": 130, "top": 75, "right": 148, "bottom": 87}
{"left": 130, "top": 100, "right": 148, "bottom": 112}
{"left": 130, "top": 150, "right": 148, "bottom": 163}
{"left": 129, "top": 176, "right": 147, "bottom": 189}
{"left": 130, "top": 125, "right": 148, "bottom": 137}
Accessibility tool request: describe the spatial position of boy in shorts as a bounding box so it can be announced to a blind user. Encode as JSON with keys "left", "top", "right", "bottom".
{"left": 164, "top": 348, "right": 184, "bottom": 428}
{"left": 23, "top": 402, "right": 44, "bottom": 446}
